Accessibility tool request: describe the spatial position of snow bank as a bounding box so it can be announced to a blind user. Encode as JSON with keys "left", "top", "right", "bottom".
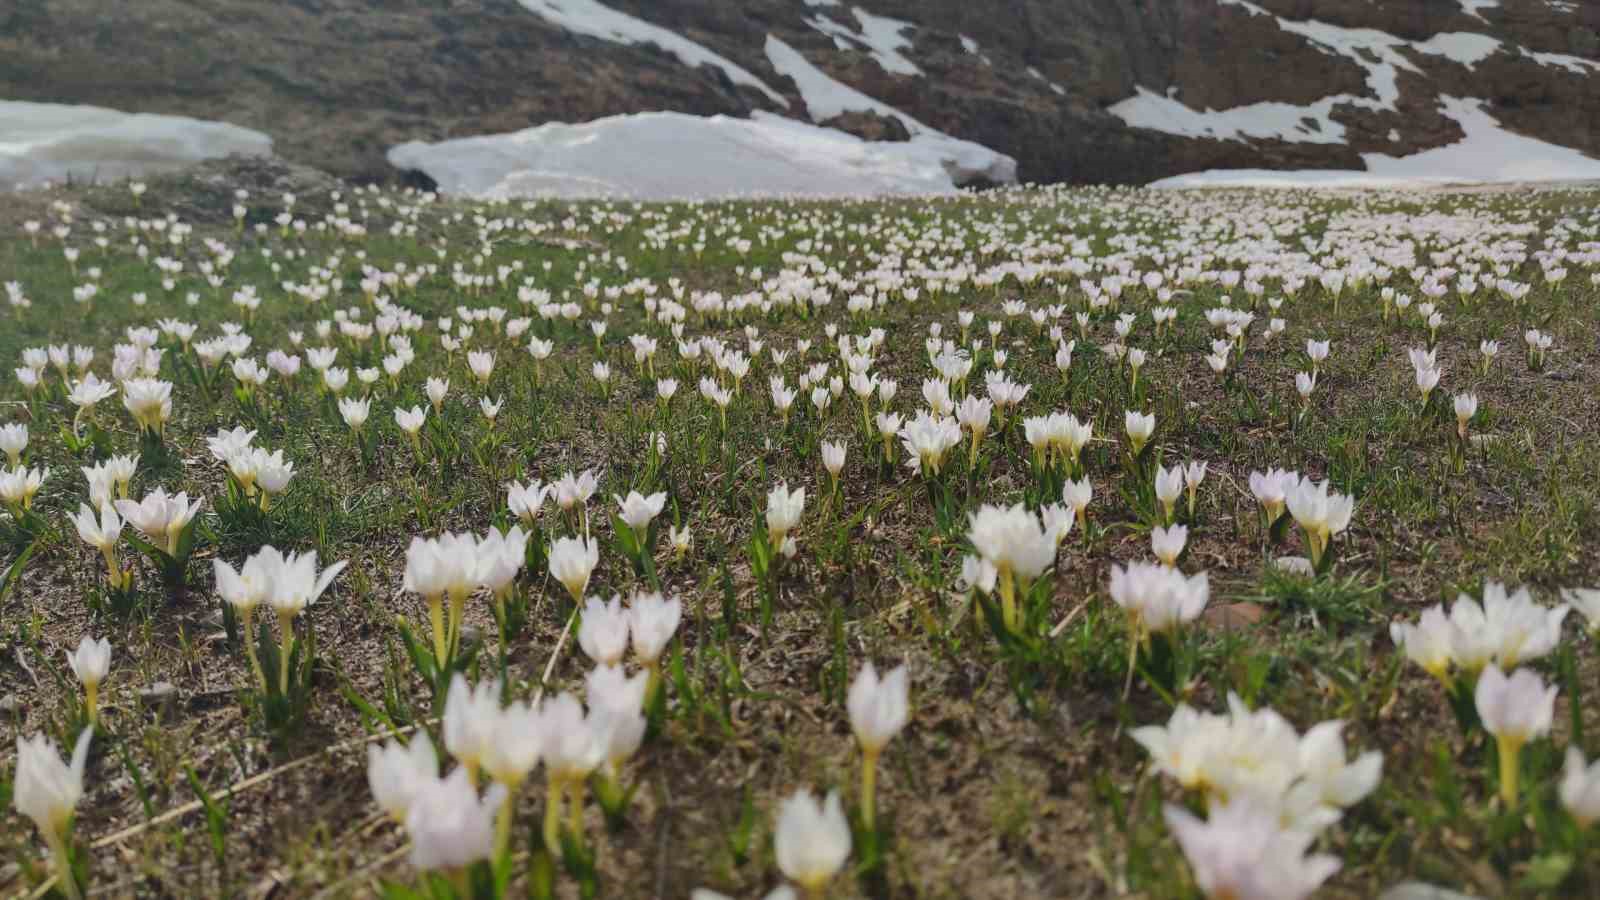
{"left": 0, "top": 100, "right": 271, "bottom": 190}
{"left": 388, "top": 110, "right": 1010, "bottom": 200}
{"left": 515, "top": 0, "right": 788, "bottom": 107}
{"left": 1150, "top": 97, "right": 1600, "bottom": 188}
{"left": 763, "top": 35, "right": 1015, "bottom": 185}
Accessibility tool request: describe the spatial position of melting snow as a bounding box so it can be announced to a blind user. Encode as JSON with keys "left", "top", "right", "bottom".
{"left": 805, "top": 7, "right": 922, "bottom": 76}
{"left": 1458, "top": 0, "right": 1499, "bottom": 20}
{"left": 1127, "top": 0, "right": 1597, "bottom": 147}
{"left": 1151, "top": 97, "right": 1600, "bottom": 188}
{"left": 1027, "top": 67, "right": 1067, "bottom": 96}
{"left": 0, "top": 100, "right": 271, "bottom": 190}
{"left": 388, "top": 110, "right": 1012, "bottom": 200}
{"left": 959, "top": 34, "right": 992, "bottom": 66}
{"left": 1523, "top": 49, "right": 1600, "bottom": 75}
{"left": 763, "top": 35, "right": 1015, "bottom": 185}
{"left": 515, "top": 0, "right": 788, "bottom": 107}
{"left": 1412, "top": 32, "right": 1501, "bottom": 69}
{"left": 1109, "top": 86, "right": 1346, "bottom": 144}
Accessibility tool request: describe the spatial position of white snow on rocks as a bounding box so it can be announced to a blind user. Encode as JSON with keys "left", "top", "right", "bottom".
{"left": 763, "top": 35, "right": 1015, "bottom": 186}
{"left": 515, "top": 0, "right": 788, "bottom": 107}
{"left": 1523, "top": 49, "right": 1600, "bottom": 75}
{"left": 1412, "top": 32, "right": 1501, "bottom": 69}
{"left": 1123, "top": 0, "right": 1597, "bottom": 149}
{"left": 1458, "top": 0, "right": 1499, "bottom": 21}
{"left": 1220, "top": 0, "right": 1418, "bottom": 111}
{"left": 388, "top": 110, "right": 1012, "bottom": 200}
{"left": 1109, "top": 86, "right": 1346, "bottom": 144}
{"left": 959, "top": 34, "right": 992, "bottom": 66}
{"left": 0, "top": 100, "right": 272, "bottom": 190}
{"left": 805, "top": 7, "right": 922, "bottom": 76}
{"left": 1151, "top": 97, "right": 1600, "bottom": 188}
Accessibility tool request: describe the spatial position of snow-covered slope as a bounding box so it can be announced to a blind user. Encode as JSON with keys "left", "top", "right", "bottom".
{"left": 1152, "top": 97, "right": 1600, "bottom": 188}
{"left": 0, "top": 101, "right": 272, "bottom": 190}
{"left": 388, "top": 110, "right": 1007, "bottom": 200}
{"left": 762, "top": 35, "right": 1015, "bottom": 187}
{"left": 514, "top": 0, "right": 788, "bottom": 107}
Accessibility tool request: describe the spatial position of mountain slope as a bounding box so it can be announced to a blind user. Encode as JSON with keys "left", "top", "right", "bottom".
{"left": 2, "top": 0, "right": 1597, "bottom": 186}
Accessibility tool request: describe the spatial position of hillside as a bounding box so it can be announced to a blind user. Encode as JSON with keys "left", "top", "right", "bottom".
{"left": 2, "top": 0, "right": 1598, "bottom": 187}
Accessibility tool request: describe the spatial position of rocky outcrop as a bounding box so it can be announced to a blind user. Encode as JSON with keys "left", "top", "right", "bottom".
{"left": 2, "top": 0, "right": 1596, "bottom": 185}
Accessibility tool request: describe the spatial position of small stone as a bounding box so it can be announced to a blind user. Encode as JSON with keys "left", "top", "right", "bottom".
{"left": 139, "top": 681, "right": 179, "bottom": 716}
{"left": 459, "top": 624, "right": 485, "bottom": 647}
{"left": 0, "top": 693, "right": 22, "bottom": 718}
{"left": 1202, "top": 602, "right": 1267, "bottom": 628}
{"left": 1274, "top": 555, "right": 1314, "bottom": 577}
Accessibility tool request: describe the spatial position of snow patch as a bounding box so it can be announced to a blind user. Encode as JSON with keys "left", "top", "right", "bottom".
{"left": 1151, "top": 97, "right": 1600, "bottom": 188}
{"left": 515, "top": 0, "right": 788, "bottom": 107}
{"left": 0, "top": 100, "right": 271, "bottom": 190}
{"left": 1109, "top": 86, "right": 1347, "bottom": 144}
{"left": 1523, "top": 49, "right": 1600, "bottom": 75}
{"left": 1220, "top": 0, "right": 1419, "bottom": 111}
{"left": 1458, "top": 0, "right": 1499, "bottom": 21}
{"left": 959, "top": 34, "right": 992, "bottom": 66}
{"left": 763, "top": 35, "right": 1016, "bottom": 185}
{"left": 805, "top": 7, "right": 922, "bottom": 76}
{"left": 388, "top": 111, "right": 1012, "bottom": 200}
{"left": 1412, "top": 32, "right": 1501, "bottom": 69}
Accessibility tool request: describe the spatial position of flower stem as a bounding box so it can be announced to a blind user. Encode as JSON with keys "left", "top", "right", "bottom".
{"left": 543, "top": 775, "right": 564, "bottom": 856}
{"left": 861, "top": 748, "right": 879, "bottom": 832}
{"left": 428, "top": 594, "right": 447, "bottom": 663}
{"left": 997, "top": 568, "right": 1017, "bottom": 633}
{"left": 277, "top": 610, "right": 295, "bottom": 695}
{"left": 493, "top": 780, "right": 517, "bottom": 862}
{"left": 567, "top": 778, "right": 586, "bottom": 852}
{"left": 1497, "top": 736, "right": 1524, "bottom": 809}
{"left": 44, "top": 828, "right": 82, "bottom": 900}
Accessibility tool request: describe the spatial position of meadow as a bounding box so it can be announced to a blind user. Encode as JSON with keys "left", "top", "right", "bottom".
{"left": 2, "top": 171, "right": 1600, "bottom": 899}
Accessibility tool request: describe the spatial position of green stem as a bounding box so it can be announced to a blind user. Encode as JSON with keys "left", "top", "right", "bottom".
{"left": 241, "top": 607, "right": 267, "bottom": 692}
{"left": 543, "top": 775, "right": 564, "bottom": 857}
{"left": 567, "top": 778, "right": 586, "bottom": 852}
{"left": 861, "top": 748, "right": 879, "bottom": 832}
{"left": 997, "top": 568, "right": 1016, "bottom": 633}
{"left": 277, "top": 610, "right": 295, "bottom": 695}
{"left": 44, "top": 828, "right": 82, "bottom": 900}
{"left": 428, "top": 595, "right": 447, "bottom": 663}
{"left": 1498, "top": 736, "right": 1524, "bottom": 809}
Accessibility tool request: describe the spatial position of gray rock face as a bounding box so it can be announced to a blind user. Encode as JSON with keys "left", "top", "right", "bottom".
{"left": 1, "top": 0, "right": 1595, "bottom": 185}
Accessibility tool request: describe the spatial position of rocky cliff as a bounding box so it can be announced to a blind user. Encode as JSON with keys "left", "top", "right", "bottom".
{"left": 3, "top": 0, "right": 1596, "bottom": 186}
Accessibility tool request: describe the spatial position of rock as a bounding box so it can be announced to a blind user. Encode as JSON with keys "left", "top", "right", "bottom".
{"left": 820, "top": 110, "right": 911, "bottom": 142}
{"left": 1202, "top": 602, "right": 1267, "bottom": 628}
{"left": 459, "top": 624, "right": 485, "bottom": 648}
{"left": 139, "top": 681, "right": 179, "bottom": 717}
{"left": 0, "top": 693, "right": 22, "bottom": 718}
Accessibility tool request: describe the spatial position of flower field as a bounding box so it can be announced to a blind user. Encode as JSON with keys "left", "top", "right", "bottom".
{"left": 3, "top": 175, "right": 1600, "bottom": 899}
